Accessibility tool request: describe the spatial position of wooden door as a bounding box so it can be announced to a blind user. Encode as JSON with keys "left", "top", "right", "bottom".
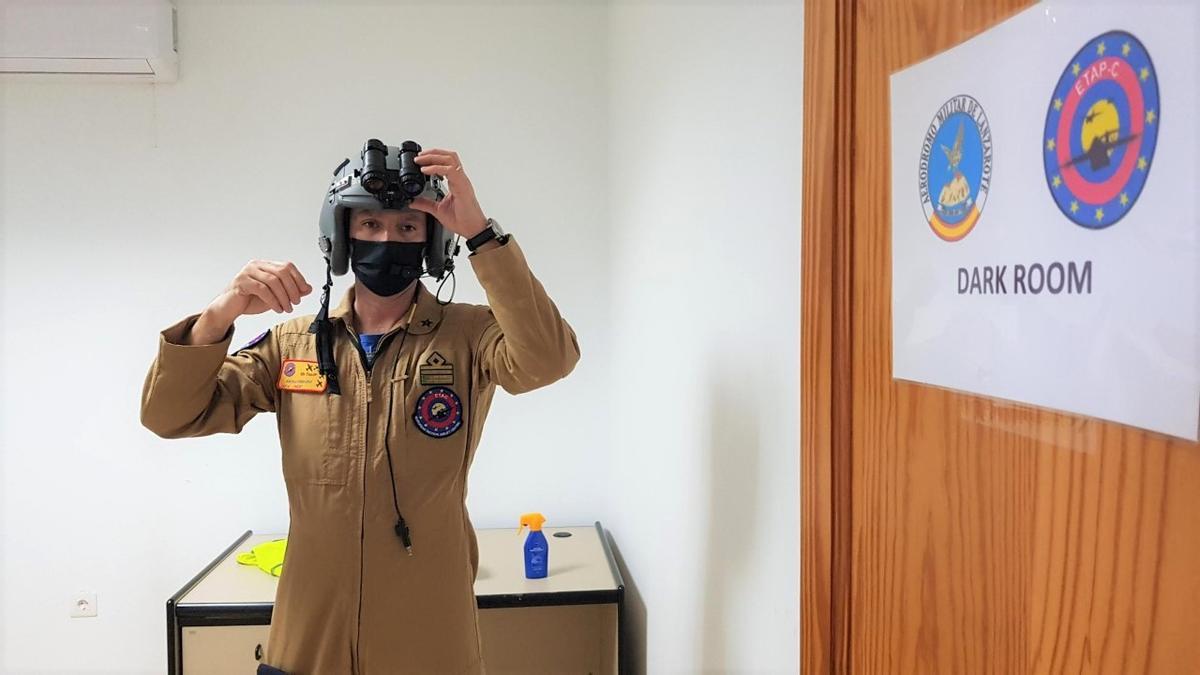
{"left": 801, "top": 1, "right": 1200, "bottom": 673}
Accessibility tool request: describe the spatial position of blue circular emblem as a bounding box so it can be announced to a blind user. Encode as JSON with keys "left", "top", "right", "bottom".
{"left": 918, "top": 95, "right": 993, "bottom": 242}
{"left": 413, "top": 387, "right": 463, "bottom": 439}
{"left": 1043, "top": 30, "right": 1159, "bottom": 229}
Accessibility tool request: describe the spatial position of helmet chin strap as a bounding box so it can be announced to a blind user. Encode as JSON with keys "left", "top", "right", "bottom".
{"left": 307, "top": 256, "right": 342, "bottom": 396}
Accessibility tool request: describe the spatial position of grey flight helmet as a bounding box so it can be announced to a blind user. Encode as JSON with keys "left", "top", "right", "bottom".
{"left": 310, "top": 139, "right": 456, "bottom": 396}
{"left": 318, "top": 138, "right": 455, "bottom": 279}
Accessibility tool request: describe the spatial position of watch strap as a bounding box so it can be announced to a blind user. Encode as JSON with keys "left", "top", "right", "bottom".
{"left": 466, "top": 218, "right": 501, "bottom": 252}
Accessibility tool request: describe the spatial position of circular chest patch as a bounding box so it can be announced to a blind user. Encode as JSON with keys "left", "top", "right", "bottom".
{"left": 413, "top": 387, "right": 463, "bottom": 438}
{"left": 1043, "top": 31, "right": 1159, "bottom": 229}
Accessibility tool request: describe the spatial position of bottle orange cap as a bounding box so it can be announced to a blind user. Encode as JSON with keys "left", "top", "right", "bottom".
{"left": 517, "top": 512, "right": 546, "bottom": 534}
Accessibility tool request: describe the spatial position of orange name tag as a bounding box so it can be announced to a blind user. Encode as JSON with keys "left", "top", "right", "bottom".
{"left": 277, "top": 359, "right": 328, "bottom": 393}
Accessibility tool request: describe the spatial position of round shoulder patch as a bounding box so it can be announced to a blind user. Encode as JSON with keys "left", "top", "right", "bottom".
{"left": 236, "top": 329, "right": 270, "bottom": 353}
{"left": 413, "top": 387, "right": 463, "bottom": 439}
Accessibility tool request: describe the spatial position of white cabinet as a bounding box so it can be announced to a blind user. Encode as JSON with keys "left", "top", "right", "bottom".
{"left": 168, "top": 523, "right": 625, "bottom": 674}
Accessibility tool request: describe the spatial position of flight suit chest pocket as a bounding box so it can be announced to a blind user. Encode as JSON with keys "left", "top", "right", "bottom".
{"left": 404, "top": 374, "right": 470, "bottom": 478}
{"left": 279, "top": 390, "right": 349, "bottom": 486}
{"left": 275, "top": 345, "right": 350, "bottom": 487}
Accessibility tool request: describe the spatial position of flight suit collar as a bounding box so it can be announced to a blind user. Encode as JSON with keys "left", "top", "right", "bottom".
{"left": 327, "top": 282, "right": 443, "bottom": 336}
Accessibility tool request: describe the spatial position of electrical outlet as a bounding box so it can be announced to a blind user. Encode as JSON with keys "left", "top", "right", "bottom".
{"left": 70, "top": 592, "right": 98, "bottom": 618}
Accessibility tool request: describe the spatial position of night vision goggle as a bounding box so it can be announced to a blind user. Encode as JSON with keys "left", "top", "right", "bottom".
{"left": 318, "top": 138, "right": 456, "bottom": 279}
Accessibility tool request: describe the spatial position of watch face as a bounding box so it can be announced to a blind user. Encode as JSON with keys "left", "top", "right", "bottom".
{"left": 489, "top": 218, "right": 505, "bottom": 236}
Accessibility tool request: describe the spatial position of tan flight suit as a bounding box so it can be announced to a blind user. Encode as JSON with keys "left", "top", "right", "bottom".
{"left": 140, "top": 237, "right": 579, "bottom": 675}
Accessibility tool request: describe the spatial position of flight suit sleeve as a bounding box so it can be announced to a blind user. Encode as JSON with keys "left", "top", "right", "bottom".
{"left": 140, "top": 314, "right": 279, "bottom": 439}
{"left": 470, "top": 236, "right": 581, "bottom": 395}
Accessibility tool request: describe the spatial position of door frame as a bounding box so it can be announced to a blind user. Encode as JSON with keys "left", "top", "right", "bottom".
{"left": 801, "top": 1, "right": 854, "bottom": 673}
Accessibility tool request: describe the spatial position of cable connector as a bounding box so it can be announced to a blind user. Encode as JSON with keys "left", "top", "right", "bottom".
{"left": 395, "top": 518, "right": 414, "bottom": 556}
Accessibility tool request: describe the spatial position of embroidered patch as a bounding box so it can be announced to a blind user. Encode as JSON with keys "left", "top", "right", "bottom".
{"left": 413, "top": 387, "right": 463, "bottom": 438}
{"left": 419, "top": 352, "right": 455, "bottom": 386}
{"left": 237, "top": 329, "right": 269, "bottom": 353}
{"left": 277, "top": 359, "right": 327, "bottom": 393}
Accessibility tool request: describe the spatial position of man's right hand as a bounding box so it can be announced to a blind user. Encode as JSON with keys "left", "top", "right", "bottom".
{"left": 187, "top": 261, "right": 313, "bottom": 345}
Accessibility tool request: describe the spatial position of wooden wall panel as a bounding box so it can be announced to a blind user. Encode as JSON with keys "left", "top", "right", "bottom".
{"left": 849, "top": 6, "right": 1041, "bottom": 671}
{"left": 803, "top": 0, "right": 1200, "bottom": 672}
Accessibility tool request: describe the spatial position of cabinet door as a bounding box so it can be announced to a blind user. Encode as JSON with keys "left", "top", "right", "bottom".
{"left": 181, "top": 625, "right": 270, "bottom": 675}
{"left": 479, "top": 604, "right": 618, "bottom": 674}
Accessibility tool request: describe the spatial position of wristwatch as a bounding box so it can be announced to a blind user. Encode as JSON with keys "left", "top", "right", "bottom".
{"left": 465, "top": 217, "right": 508, "bottom": 253}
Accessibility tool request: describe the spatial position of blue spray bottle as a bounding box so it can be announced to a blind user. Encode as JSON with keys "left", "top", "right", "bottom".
{"left": 517, "top": 512, "right": 549, "bottom": 579}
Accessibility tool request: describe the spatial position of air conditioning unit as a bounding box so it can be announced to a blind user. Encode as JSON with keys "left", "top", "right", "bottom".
{"left": 0, "top": 0, "right": 178, "bottom": 82}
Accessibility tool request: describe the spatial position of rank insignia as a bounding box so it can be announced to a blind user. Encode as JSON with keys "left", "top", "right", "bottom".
{"left": 419, "top": 352, "right": 455, "bottom": 386}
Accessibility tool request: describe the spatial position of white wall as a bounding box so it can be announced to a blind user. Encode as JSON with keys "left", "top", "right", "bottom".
{"left": 606, "top": 2, "right": 803, "bottom": 672}
{"left": 0, "top": 1, "right": 801, "bottom": 673}
{"left": 1, "top": 3, "right": 610, "bottom": 673}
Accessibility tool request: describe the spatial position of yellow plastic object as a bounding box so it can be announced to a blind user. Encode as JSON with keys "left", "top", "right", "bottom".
{"left": 516, "top": 512, "right": 546, "bottom": 534}
{"left": 236, "top": 537, "right": 288, "bottom": 577}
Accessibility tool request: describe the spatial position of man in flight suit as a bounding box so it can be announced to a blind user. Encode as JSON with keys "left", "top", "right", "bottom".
{"left": 140, "top": 144, "right": 580, "bottom": 674}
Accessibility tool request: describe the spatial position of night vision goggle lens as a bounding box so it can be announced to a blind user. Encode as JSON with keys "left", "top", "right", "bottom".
{"left": 361, "top": 138, "right": 388, "bottom": 194}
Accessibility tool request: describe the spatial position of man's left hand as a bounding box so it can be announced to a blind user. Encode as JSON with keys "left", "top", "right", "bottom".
{"left": 408, "top": 148, "right": 489, "bottom": 239}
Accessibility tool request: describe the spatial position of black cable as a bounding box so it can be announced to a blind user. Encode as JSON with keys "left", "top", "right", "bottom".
{"left": 434, "top": 233, "right": 461, "bottom": 306}
{"left": 383, "top": 319, "right": 414, "bottom": 555}
{"left": 435, "top": 267, "right": 457, "bottom": 306}
{"left": 380, "top": 228, "right": 461, "bottom": 552}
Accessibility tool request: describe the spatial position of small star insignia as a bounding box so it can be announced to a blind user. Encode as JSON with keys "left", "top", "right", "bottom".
{"left": 1146, "top": 110, "right": 1157, "bottom": 125}
{"left": 1137, "top": 156, "right": 1148, "bottom": 171}
{"left": 1053, "top": 98, "right": 1063, "bottom": 111}
{"left": 1140, "top": 67, "right": 1150, "bottom": 81}
{"left": 1052, "top": 175, "right": 1062, "bottom": 188}
{"left": 1046, "top": 138, "right": 1056, "bottom": 151}
{"left": 1122, "top": 42, "right": 1131, "bottom": 57}
{"left": 1070, "top": 201, "right": 1079, "bottom": 214}
{"left": 421, "top": 319, "right": 433, "bottom": 328}
{"left": 1096, "top": 41, "right": 1106, "bottom": 56}
{"left": 1119, "top": 193, "right": 1129, "bottom": 207}
{"left": 1072, "top": 63, "right": 1081, "bottom": 76}
{"left": 1095, "top": 208, "right": 1105, "bottom": 222}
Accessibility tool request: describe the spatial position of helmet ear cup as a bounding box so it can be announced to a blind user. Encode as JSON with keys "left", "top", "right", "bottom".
{"left": 331, "top": 207, "right": 351, "bottom": 276}
{"left": 423, "top": 213, "right": 456, "bottom": 280}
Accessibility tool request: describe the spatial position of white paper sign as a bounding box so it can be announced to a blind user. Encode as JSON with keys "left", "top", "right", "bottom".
{"left": 890, "top": 2, "right": 1199, "bottom": 440}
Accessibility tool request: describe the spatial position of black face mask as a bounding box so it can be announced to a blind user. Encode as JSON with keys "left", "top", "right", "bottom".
{"left": 349, "top": 238, "right": 425, "bottom": 297}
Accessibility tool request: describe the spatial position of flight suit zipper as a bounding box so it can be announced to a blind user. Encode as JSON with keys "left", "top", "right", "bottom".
{"left": 341, "top": 320, "right": 407, "bottom": 675}
{"left": 342, "top": 323, "right": 370, "bottom": 675}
